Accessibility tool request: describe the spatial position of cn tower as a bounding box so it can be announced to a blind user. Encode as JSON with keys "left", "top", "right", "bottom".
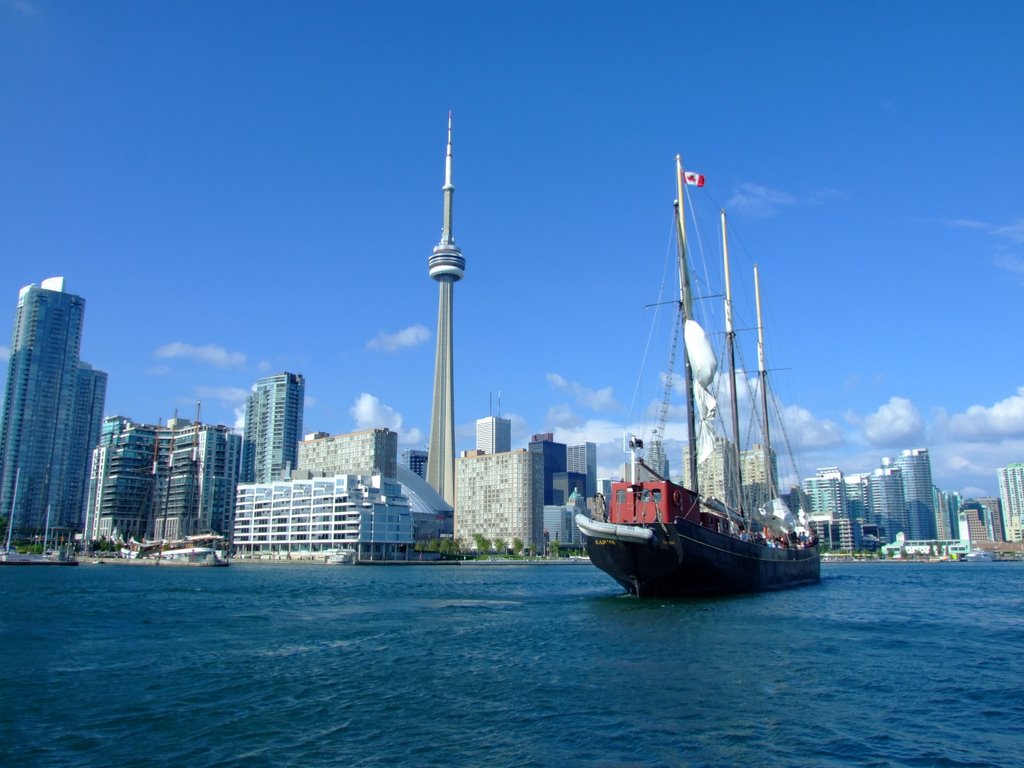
{"left": 426, "top": 112, "right": 464, "bottom": 506}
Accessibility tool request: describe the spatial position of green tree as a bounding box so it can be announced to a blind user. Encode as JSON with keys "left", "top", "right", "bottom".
{"left": 512, "top": 538, "right": 524, "bottom": 557}
{"left": 440, "top": 538, "right": 460, "bottom": 556}
{"left": 493, "top": 537, "right": 507, "bottom": 556}
{"left": 473, "top": 533, "right": 490, "bottom": 554}
{"left": 550, "top": 540, "right": 561, "bottom": 559}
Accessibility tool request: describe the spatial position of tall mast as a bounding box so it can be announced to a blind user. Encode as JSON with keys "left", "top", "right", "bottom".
{"left": 754, "top": 265, "right": 775, "bottom": 499}
{"left": 675, "top": 156, "right": 699, "bottom": 494}
{"left": 721, "top": 210, "right": 743, "bottom": 519}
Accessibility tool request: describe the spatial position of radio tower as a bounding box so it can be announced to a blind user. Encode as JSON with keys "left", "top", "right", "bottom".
{"left": 426, "top": 112, "right": 465, "bottom": 506}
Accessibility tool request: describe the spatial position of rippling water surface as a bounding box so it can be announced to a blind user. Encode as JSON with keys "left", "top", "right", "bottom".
{"left": 1, "top": 560, "right": 1021, "bottom": 767}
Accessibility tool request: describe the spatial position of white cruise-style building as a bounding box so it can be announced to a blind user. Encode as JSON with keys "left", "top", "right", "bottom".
{"left": 233, "top": 474, "right": 413, "bottom": 560}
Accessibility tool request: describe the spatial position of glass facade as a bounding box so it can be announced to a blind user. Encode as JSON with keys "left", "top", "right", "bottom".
{"left": 241, "top": 372, "right": 305, "bottom": 484}
{"left": 0, "top": 279, "right": 107, "bottom": 532}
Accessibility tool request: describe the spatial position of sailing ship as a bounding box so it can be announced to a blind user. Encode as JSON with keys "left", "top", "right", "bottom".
{"left": 120, "top": 533, "right": 229, "bottom": 566}
{"left": 575, "top": 156, "right": 819, "bottom": 597}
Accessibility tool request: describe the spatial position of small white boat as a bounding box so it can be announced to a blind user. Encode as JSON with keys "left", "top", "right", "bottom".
{"left": 324, "top": 548, "right": 357, "bottom": 565}
{"left": 964, "top": 549, "right": 996, "bottom": 562}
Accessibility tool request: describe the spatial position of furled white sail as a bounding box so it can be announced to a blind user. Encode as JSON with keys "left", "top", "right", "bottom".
{"left": 760, "top": 497, "right": 796, "bottom": 536}
{"left": 684, "top": 319, "right": 718, "bottom": 463}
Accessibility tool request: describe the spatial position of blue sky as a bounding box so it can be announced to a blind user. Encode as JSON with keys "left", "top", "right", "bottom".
{"left": 2, "top": 1, "right": 1022, "bottom": 497}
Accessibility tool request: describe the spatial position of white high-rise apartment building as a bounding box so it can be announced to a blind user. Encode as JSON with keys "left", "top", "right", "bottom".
{"left": 233, "top": 474, "right": 413, "bottom": 560}
{"left": 475, "top": 415, "right": 511, "bottom": 455}
{"left": 683, "top": 436, "right": 738, "bottom": 511}
{"left": 455, "top": 449, "right": 543, "bottom": 553}
{"left": 997, "top": 463, "right": 1024, "bottom": 542}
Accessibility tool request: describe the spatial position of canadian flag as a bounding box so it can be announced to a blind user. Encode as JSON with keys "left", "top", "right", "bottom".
{"left": 683, "top": 171, "right": 705, "bottom": 187}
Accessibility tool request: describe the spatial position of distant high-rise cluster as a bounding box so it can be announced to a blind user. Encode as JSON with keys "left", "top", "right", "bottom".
{"left": 86, "top": 415, "right": 241, "bottom": 541}
{"left": 0, "top": 277, "right": 107, "bottom": 532}
{"left": 790, "top": 448, "right": 1021, "bottom": 553}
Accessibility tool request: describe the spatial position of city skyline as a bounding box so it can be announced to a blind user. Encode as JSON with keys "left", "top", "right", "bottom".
{"left": 2, "top": 3, "right": 1023, "bottom": 498}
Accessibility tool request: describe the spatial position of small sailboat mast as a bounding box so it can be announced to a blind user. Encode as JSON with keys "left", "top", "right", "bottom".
{"left": 675, "top": 155, "right": 699, "bottom": 495}
{"left": 754, "top": 264, "right": 775, "bottom": 499}
{"left": 721, "top": 210, "right": 744, "bottom": 520}
{"left": 4, "top": 468, "right": 18, "bottom": 553}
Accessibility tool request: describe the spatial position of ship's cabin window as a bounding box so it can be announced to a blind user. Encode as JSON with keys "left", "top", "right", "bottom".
{"left": 641, "top": 489, "right": 650, "bottom": 502}
{"left": 616, "top": 489, "right": 626, "bottom": 504}
{"left": 652, "top": 489, "right": 662, "bottom": 504}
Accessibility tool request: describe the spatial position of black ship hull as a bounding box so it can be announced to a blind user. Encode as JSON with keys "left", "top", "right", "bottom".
{"left": 582, "top": 515, "right": 819, "bottom": 598}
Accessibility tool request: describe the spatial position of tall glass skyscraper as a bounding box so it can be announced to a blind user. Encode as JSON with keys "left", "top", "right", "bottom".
{"left": 0, "top": 277, "right": 107, "bottom": 531}
{"left": 870, "top": 458, "right": 907, "bottom": 542}
{"left": 241, "top": 372, "right": 305, "bottom": 484}
{"left": 895, "top": 448, "right": 936, "bottom": 540}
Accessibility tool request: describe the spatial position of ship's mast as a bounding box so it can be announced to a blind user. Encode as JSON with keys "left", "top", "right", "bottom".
{"left": 675, "top": 156, "right": 699, "bottom": 495}
{"left": 754, "top": 265, "right": 775, "bottom": 499}
{"left": 721, "top": 210, "right": 743, "bottom": 521}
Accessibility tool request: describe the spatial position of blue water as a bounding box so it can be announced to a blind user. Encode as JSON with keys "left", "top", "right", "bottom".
{"left": 1, "top": 561, "right": 1021, "bottom": 768}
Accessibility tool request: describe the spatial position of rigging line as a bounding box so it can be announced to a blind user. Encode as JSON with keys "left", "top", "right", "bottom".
{"left": 683, "top": 183, "right": 715, "bottom": 334}
{"left": 770, "top": 384, "right": 803, "bottom": 491}
{"left": 627, "top": 215, "right": 678, "bottom": 436}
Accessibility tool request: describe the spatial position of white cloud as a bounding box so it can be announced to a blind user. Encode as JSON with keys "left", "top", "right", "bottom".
{"left": 546, "top": 373, "right": 619, "bottom": 412}
{"left": 727, "top": 183, "right": 796, "bottom": 217}
{"left": 196, "top": 386, "right": 251, "bottom": 405}
{"left": 946, "top": 387, "right": 1024, "bottom": 441}
{"left": 154, "top": 342, "right": 246, "bottom": 368}
{"left": 349, "top": 392, "right": 422, "bottom": 444}
{"left": 0, "top": 346, "right": 9, "bottom": 362}
{"left": 233, "top": 407, "right": 246, "bottom": 430}
{"left": 993, "top": 219, "right": 1024, "bottom": 244}
{"left": 994, "top": 254, "right": 1024, "bottom": 276}
{"left": 546, "top": 404, "right": 580, "bottom": 429}
{"left": 257, "top": 360, "right": 272, "bottom": 371}
{"left": 960, "top": 486, "right": 989, "bottom": 499}
{"left": 366, "top": 325, "right": 430, "bottom": 352}
{"left": 8, "top": 0, "right": 39, "bottom": 16}
{"left": 950, "top": 218, "right": 989, "bottom": 231}
{"left": 950, "top": 216, "right": 1024, "bottom": 245}
{"left": 862, "top": 396, "right": 924, "bottom": 446}
{"left": 781, "top": 404, "right": 845, "bottom": 450}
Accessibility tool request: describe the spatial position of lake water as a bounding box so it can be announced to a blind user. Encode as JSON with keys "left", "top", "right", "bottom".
{"left": 1, "top": 560, "right": 1021, "bottom": 767}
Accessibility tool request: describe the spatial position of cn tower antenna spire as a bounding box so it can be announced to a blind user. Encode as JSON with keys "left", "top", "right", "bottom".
{"left": 440, "top": 110, "right": 455, "bottom": 246}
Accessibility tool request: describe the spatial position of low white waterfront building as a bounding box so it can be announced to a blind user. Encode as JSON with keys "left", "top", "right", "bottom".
{"left": 233, "top": 474, "right": 413, "bottom": 560}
